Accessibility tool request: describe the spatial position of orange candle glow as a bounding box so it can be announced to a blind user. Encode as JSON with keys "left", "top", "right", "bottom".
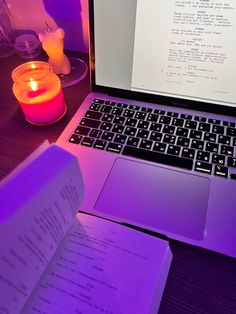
{"left": 12, "top": 61, "right": 66, "bottom": 125}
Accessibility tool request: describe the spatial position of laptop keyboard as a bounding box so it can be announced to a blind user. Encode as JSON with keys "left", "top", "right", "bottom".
{"left": 68, "top": 99, "right": 236, "bottom": 180}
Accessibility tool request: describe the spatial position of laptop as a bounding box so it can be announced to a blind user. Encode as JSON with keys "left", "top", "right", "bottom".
{"left": 57, "top": 0, "right": 236, "bottom": 258}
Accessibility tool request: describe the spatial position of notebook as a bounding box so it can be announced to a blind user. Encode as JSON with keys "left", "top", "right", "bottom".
{"left": 57, "top": 0, "right": 236, "bottom": 258}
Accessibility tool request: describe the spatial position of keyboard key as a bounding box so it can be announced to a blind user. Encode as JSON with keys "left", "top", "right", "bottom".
{"left": 89, "top": 103, "right": 101, "bottom": 111}
{"left": 94, "top": 140, "right": 107, "bottom": 150}
{"left": 124, "top": 109, "right": 135, "bottom": 118}
{"left": 93, "top": 99, "right": 104, "bottom": 104}
{"left": 127, "top": 136, "right": 140, "bottom": 147}
{"left": 212, "top": 154, "right": 226, "bottom": 165}
{"left": 124, "top": 127, "right": 137, "bottom": 136}
{"left": 74, "top": 126, "right": 90, "bottom": 136}
{"left": 106, "top": 143, "right": 123, "bottom": 153}
{"left": 194, "top": 116, "right": 207, "bottom": 122}
{"left": 167, "top": 145, "right": 181, "bottom": 156}
{"left": 117, "top": 102, "right": 128, "bottom": 108}
{"left": 191, "top": 139, "right": 204, "bottom": 150}
{"left": 203, "top": 132, "right": 217, "bottom": 143}
{"left": 137, "top": 120, "right": 150, "bottom": 129}
{"left": 231, "top": 174, "right": 236, "bottom": 180}
{"left": 89, "top": 129, "right": 102, "bottom": 138}
{"left": 177, "top": 137, "right": 190, "bottom": 147}
{"left": 114, "top": 134, "right": 127, "bottom": 144}
{"left": 100, "top": 122, "right": 113, "bottom": 131}
{"left": 199, "top": 123, "right": 211, "bottom": 132}
{"left": 80, "top": 118, "right": 101, "bottom": 129}
{"left": 81, "top": 137, "right": 95, "bottom": 147}
{"left": 153, "top": 142, "right": 167, "bottom": 153}
{"left": 221, "top": 145, "right": 234, "bottom": 156}
{"left": 129, "top": 104, "right": 140, "bottom": 110}
{"left": 113, "top": 116, "right": 125, "bottom": 124}
{"left": 112, "top": 107, "right": 123, "bottom": 115}
{"left": 197, "top": 150, "right": 211, "bottom": 162}
{"left": 85, "top": 110, "right": 103, "bottom": 120}
{"left": 123, "top": 146, "right": 193, "bottom": 170}
{"left": 226, "top": 127, "right": 236, "bottom": 137}
{"left": 159, "top": 115, "right": 171, "bottom": 124}
{"left": 105, "top": 100, "right": 116, "bottom": 106}
{"left": 102, "top": 114, "right": 114, "bottom": 122}
{"left": 101, "top": 132, "right": 114, "bottom": 141}
{"left": 147, "top": 113, "right": 159, "bottom": 122}
{"left": 163, "top": 125, "right": 175, "bottom": 134}
{"left": 223, "top": 121, "right": 236, "bottom": 128}
{"left": 150, "top": 122, "right": 163, "bottom": 132}
{"left": 149, "top": 131, "right": 163, "bottom": 142}
{"left": 208, "top": 118, "right": 221, "bottom": 125}
{"left": 195, "top": 161, "right": 212, "bottom": 174}
{"left": 172, "top": 118, "right": 184, "bottom": 127}
{"left": 112, "top": 124, "right": 125, "bottom": 133}
{"left": 176, "top": 127, "right": 189, "bottom": 137}
{"left": 214, "top": 165, "right": 228, "bottom": 178}
{"left": 137, "top": 129, "right": 149, "bottom": 139}
{"left": 135, "top": 111, "right": 147, "bottom": 120}
{"left": 218, "top": 135, "right": 231, "bottom": 145}
{"left": 101, "top": 105, "right": 112, "bottom": 113}
{"left": 181, "top": 148, "right": 195, "bottom": 159}
{"left": 205, "top": 142, "right": 219, "bottom": 153}
{"left": 154, "top": 109, "right": 165, "bottom": 115}
{"left": 69, "top": 134, "right": 83, "bottom": 144}
{"left": 180, "top": 114, "right": 192, "bottom": 120}
{"left": 141, "top": 107, "right": 152, "bottom": 113}
{"left": 211, "top": 125, "right": 225, "bottom": 134}
{"left": 228, "top": 157, "right": 236, "bottom": 168}
{"left": 233, "top": 138, "right": 236, "bottom": 146}
{"left": 184, "top": 120, "right": 197, "bottom": 129}
{"left": 189, "top": 130, "right": 203, "bottom": 140}
{"left": 167, "top": 111, "right": 178, "bottom": 117}
{"left": 139, "top": 139, "right": 153, "bottom": 150}
{"left": 125, "top": 118, "right": 138, "bottom": 127}
{"left": 163, "top": 134, "right": 176, "bottom": 144}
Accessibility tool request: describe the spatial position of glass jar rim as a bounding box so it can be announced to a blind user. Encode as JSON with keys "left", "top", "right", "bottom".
{"left": 11, "top": 61, "right": 53, "bottom": 83}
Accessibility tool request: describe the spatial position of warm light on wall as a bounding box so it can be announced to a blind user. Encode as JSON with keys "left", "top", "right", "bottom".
{"left": 12, "top": 61, "right": 66, "bottom": 125}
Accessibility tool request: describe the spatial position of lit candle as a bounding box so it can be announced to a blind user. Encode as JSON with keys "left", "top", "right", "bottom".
{"left": 12, "top": 61, "right": 66, "bottom": 125}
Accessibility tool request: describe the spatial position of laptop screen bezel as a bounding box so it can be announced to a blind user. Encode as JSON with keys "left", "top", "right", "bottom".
{"left": 88, "top": 0, "right": 236, "bottom": 117}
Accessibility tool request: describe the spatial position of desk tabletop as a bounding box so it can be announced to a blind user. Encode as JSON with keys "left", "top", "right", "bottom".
{"left": 0, "top": 52, "right": 236, "bottom": 314}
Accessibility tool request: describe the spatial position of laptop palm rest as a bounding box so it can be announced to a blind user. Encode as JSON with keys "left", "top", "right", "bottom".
{"left": 95, "top": 158, "right": 210, "bottom": 240}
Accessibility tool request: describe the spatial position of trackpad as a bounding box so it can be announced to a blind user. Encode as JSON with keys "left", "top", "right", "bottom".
{"left": 95, "top": 158, "right": 210, "bottom": 240}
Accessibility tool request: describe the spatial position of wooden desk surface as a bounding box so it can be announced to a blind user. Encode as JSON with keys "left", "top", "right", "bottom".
{"left": 0, "top": 52, "right": 236, "bottom": 314}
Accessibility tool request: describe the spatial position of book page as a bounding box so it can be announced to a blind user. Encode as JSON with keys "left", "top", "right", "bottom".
{"left": 132, "top": 0, "right": 236, "bottom": 105}
{"left": 23, "top": 213, "right": 170, "bottom": 314}
{"left": 0, "top": 145, "right": 84, "bottom": 314}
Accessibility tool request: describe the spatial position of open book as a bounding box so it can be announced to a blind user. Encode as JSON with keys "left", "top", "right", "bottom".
{"left": 0, "top": 143, "right": 172, "bottom": 314}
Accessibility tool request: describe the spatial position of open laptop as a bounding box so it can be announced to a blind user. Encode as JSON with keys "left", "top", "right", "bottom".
{"left": 57, "top": 0, "right": 236, "bottom": 258}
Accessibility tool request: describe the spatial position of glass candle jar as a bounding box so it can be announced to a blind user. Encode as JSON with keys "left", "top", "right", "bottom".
{"left": 12, "top": 61, "right": 66, "bottom": 125}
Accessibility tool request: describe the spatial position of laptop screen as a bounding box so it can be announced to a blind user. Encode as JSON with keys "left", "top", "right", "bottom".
{"left": 91, "top": 0, "right": 236, "bottom": 113}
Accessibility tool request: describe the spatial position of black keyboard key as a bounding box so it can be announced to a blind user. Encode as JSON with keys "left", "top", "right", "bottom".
{"left": 137, "top": 129, "right": 149, "bottom": 139}
{"left": 127, "top": 136, "right": 140, "bottom": 147}
{"left": 101, "top": 105, "right": 112, "bottom": 113}
{"left": 101, "top": 132, "right": 114, "bottom": 141}
{"left": 223, "top": 121, "right": 235, "bottom": 128}
{"left": 181, "top": 148, "right": 195, "bottom": 159}
{"left": 85, "top": 110, "right": 103, "bottom": 120}
{"left": 228, "top": 157, "right": 236, "bottom": 168}
{"left": 89, "top": 129, "right": 102, "bottom": 138}
{"left": 124, "top": 109, "right": 135, "bottom": 118}
{"left": 212, "top": 154, "right": 226, "bottom": 165}
{"left": 93, "top": 99, "right": 104, "bottom": 104}
{"left": 81, "top": 137, "right": 95, "bottom": 147}
{"left": 150, "top": 122, "right": 163, "bottom": 132}
{"left": 141, "top": 107, "right": 152, "bottom": 113}
{"left": 124, "top": 127, "right": 137, "bottom": 136}
{"left": 163, "top": 125, "right": 175, "bottom": 134}
{"left": 167, "top": 145, "right": 181, "bottom": 156}
{"left": 208, "top": 118, "right": 221, "bottom": 125}
{"left": 102, "top": 114, "right": 114, "bottom": 122}
{"left": 185, "top": 120, "right": 197, "bottom": 129}
{"left": 197, "top": 151, "right": 210, "bottom": 162}
{"left": 189, "top": 130, "right": 203, "bottom": 140}
{"left": 137, "top": 120, "right": 150, "bottom": 129}
{"left": 149, "top": 131, "right": 163, "bottom": 142}
{"left": 112, "top": 124, "right": 125, "bottom": 133}
{"left": 163, "top": 134, "right": 176, "bottom": 144}
{"left": 147, "top": 113, "right": 159, "bottom": 122}
{"left": 214, "top": 165, "right": 228, "bottom": 178}
{"left": 176, "top": 127, "right": 189, "bottom": 137}
{"left": 80, "top": 118, "right": 101, "bottom": 129}
{"left": 123, "top": 146, "right": 193, "bottom": 170}
{"left": 191, "top": 139, "right": 204, "bottom": 150}
{"left": 89, "top": 103, "right": 101, "bottom": 111}
{"left": 180, "top": 114, "right": 192, "bottom": 120}
{"left": 195, "top": 161, "right": 212, "bottom": 174}
{"left": 205, "top": 142, "right": 219, "bottom": 153}
{"left": 233, "top": 138, "right": 236, "bottom": 146}
{"left": 100, "top": 122, "right": 113, "bottom": 131}
{"left": 226, "top": 127, "right": 236, "bottom": 137}
{"left": 218, "top": 135, "right": 231, "bottom": 145}
{"left": 114, "top": 134, "right": 127, "bottom": 144}
{"left": 231, "top": 174, "right": 236, "bottom": 180}
{"left": 113, "top": 116, "right": 125, "bottom": 124}
{"left": 69, "top": 134, "right": 83, "bottom": 144}
{"left": 194, "top": 116, "right": 207, "bottom": 122}
{"left": 212, "top": 125, "right": 225, "bottom": 134}
{"left": 167, "top": 111, "right": 178, "bottom": 117}
{"left": 125, "top": 118, "right": 137, "bottom": 127}
{"left": 112, "top": 107, "right": 123, "bottom": 115}
{"left": 139, "top": 139, "right": 153, "bottom": 150}
{"left": 172, "top": 118, "right": 184, "bottom": 127}
{"left": 221, "top": 145, "right": 234, "bottom": 156}
{"left": 105, "top": 100, "right": 116, "bottom": 106}
{"left": 74, "top": 126, "right": 90, "bottom": 136}
{"left": 203, "top": 132, "right": 217, "bottom": 143}
{"left": 106, "top": 143, "right": 123, "bottom": 153}
{"left": 177, "top": 137, "right": 190, "bottom": 147}
{"left": 94, "top": 140, "right": 107, "bottom": 150}
{"left": 129, "top": 104, "right": 140, "bottom": 110}
{"left": 153, "top": 142, "right": 167, "bottom": 153}
{"left": 199, "top": 123, "right": 211, "bottom": 132}
{"left": 117, "top": 102, "right": 128, "bottom": 108}
{"left": 159, "top": 115, "right": 171, "bottom": 124}
{"left": 135, "top": 111, "right": 147, "bottom": 120}
{"left": 154, "top": 109, "right": 165, "bottom": 115}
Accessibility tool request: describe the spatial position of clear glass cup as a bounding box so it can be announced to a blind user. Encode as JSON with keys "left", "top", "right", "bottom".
{"left": 0, "top": 0, "right": 15, "bottom": 58}
{"left": 14, "top": 33, "right": 42, "bottom": 59}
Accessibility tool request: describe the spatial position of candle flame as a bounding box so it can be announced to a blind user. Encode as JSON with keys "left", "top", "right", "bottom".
{"left": 29, "top": 78, "right": 38, "bottom": 92}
